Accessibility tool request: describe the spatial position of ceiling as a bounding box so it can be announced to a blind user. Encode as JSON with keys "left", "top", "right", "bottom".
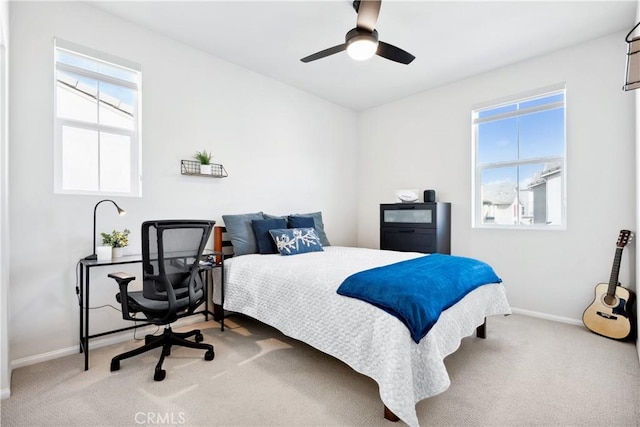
{"left": 89, "top": 1, "right": 638, "bottom": 111}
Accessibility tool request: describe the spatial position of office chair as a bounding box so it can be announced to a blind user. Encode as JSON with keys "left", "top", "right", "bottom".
{"left": 108, "top": 220, "right": 215, "bottom": 381}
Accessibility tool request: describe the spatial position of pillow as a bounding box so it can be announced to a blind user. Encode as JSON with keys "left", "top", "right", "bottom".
{"left": 263, "top": 213, "right": 288, "bottom": 224}
{"left": 222, "top": 212, "right": 264, "bottom": 256}
{"left": 287, "top": 215, "right": 315, "bottom": 229}
{"left": 268, "top": 228, "right": 324, "bottom": 256}
{"left": 251, "top": 218, "right": 287, "bottom": 254}
{"left": 289, "top": 212, "right": 331, "bottom": 246}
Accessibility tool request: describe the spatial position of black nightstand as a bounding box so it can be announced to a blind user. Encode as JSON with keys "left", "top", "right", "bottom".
{"left": 380, "top": 202, "right": 451, "bottom": 254}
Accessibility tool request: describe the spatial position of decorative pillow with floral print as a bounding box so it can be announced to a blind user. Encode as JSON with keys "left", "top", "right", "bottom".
{"left": 268, "top": 228, "right": 324, "bottom": 256}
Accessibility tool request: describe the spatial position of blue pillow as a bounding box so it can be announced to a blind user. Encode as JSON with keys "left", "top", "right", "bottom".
{"left": 289, "top": 212, "right": 331, "bottom": 246}
{"left": 264, "top": 213, "right": 288, "bottom": 225}
{"left": 287, "top": 215, "right": 315, "bottom": 229}
{"left": 222, "top": 212, "right": 264, "bottom": 256}
{"left": 251, "top": 218, "right": 287, "bottom": 254}
{"left": 268, "top": 228, "right": 324, "bottom": 256}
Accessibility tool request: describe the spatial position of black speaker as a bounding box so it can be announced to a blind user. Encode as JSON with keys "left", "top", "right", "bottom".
{"left": 424, "top": 189, "right": 436, "bottom": 203}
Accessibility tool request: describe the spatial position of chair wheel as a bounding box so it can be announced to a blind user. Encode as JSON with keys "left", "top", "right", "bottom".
{"left": 205, "top": 349, "right": 214, "bottom": 361}
{"left": 110, "top": 360, "right": 120, "bottom": 372}
{"left": 195, "top": 333, "right": 204, "bottom": 343}
{"left": 154, "top": 369, "right": 166, "bottom": 381}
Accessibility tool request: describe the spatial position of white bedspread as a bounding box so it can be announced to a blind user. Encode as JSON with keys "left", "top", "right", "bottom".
{"left": 221, "top": 246, "right": 511, "bottom": 427}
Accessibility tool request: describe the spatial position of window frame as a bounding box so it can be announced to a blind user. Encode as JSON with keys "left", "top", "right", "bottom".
{"left": 53, "top": 38, "right": 142, "bottom": 197}
{"left": 471, "top": 83, "right": 567, "bottom": 230}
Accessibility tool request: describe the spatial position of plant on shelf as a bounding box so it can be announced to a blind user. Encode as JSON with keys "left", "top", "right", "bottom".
{"left": 193, "top": 150, "right": 213, "bottom": 174}
{"left": 193, "top": 149, "right": 212, "bottom": 165}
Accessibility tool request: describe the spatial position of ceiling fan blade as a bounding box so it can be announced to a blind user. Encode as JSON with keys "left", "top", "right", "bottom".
{"left": 355, "top": 0, "right": 381, "bottom": 32}
{"left": 300, "top": 43, "right": 347, "bottom": 63}
{"left": 376, "top": 41, "right": 415, "bottom": 64}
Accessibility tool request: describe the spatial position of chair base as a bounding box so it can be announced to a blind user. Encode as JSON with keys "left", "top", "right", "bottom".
{"left": 110, "top": 325, "right": 214, "bottom": 381}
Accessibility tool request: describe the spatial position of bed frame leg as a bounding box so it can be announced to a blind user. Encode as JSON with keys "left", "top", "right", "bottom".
{"left": 476, "top": 318, "right": 486, "bottom": 339}
{"left": 384, "top": 405, "right": 400, "bottom": 422}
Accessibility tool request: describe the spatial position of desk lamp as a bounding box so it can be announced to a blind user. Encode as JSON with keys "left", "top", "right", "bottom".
{"left": 84, "top": 199, "right": 126, "bottom": 260}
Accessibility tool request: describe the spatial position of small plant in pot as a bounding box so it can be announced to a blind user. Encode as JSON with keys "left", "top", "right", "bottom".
{"left": 193, "top": 150, "right": 213, "bottom": 175}
{"left": 101, "top": 228, "right": 131, "bottom": 258}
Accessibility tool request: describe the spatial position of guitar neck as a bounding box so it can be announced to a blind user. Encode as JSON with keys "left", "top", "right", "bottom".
{"left": 607, "top": 247, "right": 624, "bottom": 296}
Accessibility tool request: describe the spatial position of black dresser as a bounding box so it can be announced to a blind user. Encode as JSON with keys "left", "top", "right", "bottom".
{"left": 380, "top": 202, "right": 451, "bottom": 254}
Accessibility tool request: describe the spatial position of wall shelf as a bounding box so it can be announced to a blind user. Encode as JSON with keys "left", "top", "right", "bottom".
{"left": 181, "top": 160, "right": 228, "bottom": 178}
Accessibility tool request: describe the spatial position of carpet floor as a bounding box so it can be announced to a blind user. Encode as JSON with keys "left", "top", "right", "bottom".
{"left": 1, "top": 313, "right": 639, "bottom": 426}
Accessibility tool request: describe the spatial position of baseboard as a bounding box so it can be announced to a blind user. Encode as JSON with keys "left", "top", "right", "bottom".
{"left": 0, "top": 387, "right": 10, "bottom": 399}
{"left": 510, "top": 307, "right": 582, "bottom": 326}
{"left": 10, "top": 315, "right": 210, "bottom": 370}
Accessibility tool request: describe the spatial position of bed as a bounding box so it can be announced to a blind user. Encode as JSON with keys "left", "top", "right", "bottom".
{"left": 213, "top": 225, "right": 511, "bottom": 427}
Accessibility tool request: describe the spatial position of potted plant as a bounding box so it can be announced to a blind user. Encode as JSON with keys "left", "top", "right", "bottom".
{"left": 101, "top": 228, "right": 131, "bottom": 258}
{"left": 193, "top": 150, "right": 213, "bottom": 175}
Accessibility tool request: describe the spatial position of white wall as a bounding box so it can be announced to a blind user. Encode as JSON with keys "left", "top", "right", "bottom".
{"left": 0, "top": 0, "right": 10, "bottom": 399}
{"left": 8, "top": 2, "right": 358, "bottom": 363}
{"left": 357, "top": 32, "right": 636, "bottom": 324}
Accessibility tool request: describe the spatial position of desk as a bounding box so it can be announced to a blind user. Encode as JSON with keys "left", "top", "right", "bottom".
{"left": 78, "top": 251, "right": 223, "bottom": 371}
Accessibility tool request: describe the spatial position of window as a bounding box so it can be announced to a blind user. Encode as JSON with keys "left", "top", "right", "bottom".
{"left": 472, "top": 84, "right": 566, "bottom": 228}
{"left": 54, "top": 39, "right": 141, "bottom": 196}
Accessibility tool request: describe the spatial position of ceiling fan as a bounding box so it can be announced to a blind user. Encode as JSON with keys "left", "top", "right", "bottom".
{"left": 300, "top": 0, "right": 415, "bottom": 65}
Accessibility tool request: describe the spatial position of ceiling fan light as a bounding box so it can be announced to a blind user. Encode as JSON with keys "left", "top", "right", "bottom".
{"left": 347, "top": 37, "right": 378, "bottom": 61}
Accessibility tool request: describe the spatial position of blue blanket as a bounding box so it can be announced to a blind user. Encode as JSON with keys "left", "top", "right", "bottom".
{"left": 336, "top": 253, "right": 502, "bottom": 343}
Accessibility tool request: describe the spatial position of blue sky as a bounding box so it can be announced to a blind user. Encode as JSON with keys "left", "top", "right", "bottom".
{"left": 477, "top": 93, "right": 564, "bottom": 189}
{"left": 56, "top": 49, "right": 137, "bottom": 108}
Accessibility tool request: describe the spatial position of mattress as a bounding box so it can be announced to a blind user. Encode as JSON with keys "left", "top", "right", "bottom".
{"left": 221, "top": 246, "right": 511, "bottom": 427}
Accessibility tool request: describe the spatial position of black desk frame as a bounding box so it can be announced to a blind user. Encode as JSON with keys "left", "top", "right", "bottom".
{"left": 78, "top": 251, "right": 224, "bottom": 371}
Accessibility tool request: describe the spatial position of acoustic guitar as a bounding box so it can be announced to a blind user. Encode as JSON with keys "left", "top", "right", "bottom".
{"left": 582, "top": 230, "right": 635, "bottom": 340}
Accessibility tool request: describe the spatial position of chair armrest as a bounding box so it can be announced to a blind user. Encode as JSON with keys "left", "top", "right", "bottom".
{"left": 108, "top": 272, "right": 136, "bottom": 284}
{"left": 108, "top": 272, "right": 137, "bottom": 320}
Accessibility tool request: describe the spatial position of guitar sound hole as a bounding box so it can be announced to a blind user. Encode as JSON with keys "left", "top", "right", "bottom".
{"left": 603, "top": 295, "right": 617, "bottom": 306}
